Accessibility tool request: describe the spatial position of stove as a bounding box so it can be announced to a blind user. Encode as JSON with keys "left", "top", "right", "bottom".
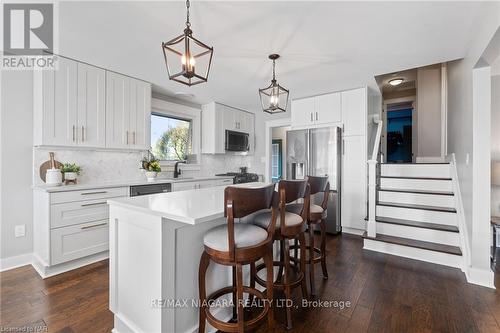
{"left": 215, "top": 172, "right": 259, "bottom": 184}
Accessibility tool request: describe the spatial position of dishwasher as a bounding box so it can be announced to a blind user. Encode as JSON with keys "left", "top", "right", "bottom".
{"left": 130, "top": 183, "right": 172, "bottom": 197}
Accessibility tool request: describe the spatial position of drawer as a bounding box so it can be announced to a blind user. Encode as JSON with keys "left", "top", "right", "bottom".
{"left": 51, "top": 198, "right": 111, "bottom": 229}
{"left": 51, "top": 187, "right": 128, "bottom": 204}
{"left": 214, "top": 178, "right": 234, "bottom": 186}
{"left": 51, "top": 220, "right": 109, "bottom": 265}
{"left": 172, "top": 182, "right": 197, "bottom": 192}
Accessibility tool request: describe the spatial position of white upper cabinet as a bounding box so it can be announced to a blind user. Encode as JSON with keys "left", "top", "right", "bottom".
{"left": 105, "top": 71, "right": 151, "bottom": 150}
{"left": 291, "top": 92, "right": 342, "bottom": 128}
{"left": 34, "top": 57, "right": 78, "bottom": 146}
{"left": 34, "top": 55, "right": 151, "bottom": 150}
{"left": 341, "top": 87, "right": 366, "bottom": 136}
{"left": 201, "top": 102, "right": 255, "bottom": 154}
{"left": 77, "top": 63, "right": 106, "bottom": 148}
{"left": 316, "top": 92, "right": 341, "bottom": 124}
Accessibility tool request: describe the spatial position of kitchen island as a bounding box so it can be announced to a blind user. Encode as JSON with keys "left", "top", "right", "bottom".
{"left": 107, "top": 183, "right": 268, "bottom": 333}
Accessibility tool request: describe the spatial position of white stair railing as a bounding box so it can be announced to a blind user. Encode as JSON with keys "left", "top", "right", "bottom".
{"left": 367, "top": 116, "right": 383, "bottom": 237}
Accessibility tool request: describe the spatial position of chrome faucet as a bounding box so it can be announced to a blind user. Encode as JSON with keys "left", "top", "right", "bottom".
{"left": 174, "top": 161, "right": 186, "bottom": 178}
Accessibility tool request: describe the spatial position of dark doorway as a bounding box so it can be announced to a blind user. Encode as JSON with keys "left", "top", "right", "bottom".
{"left": 387, "top": 108, "right": 413, "bottom": 163}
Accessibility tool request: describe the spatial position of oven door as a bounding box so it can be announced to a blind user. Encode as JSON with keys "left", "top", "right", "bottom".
{"left": 225, "top": 130, "right": 249, "bottom": 152}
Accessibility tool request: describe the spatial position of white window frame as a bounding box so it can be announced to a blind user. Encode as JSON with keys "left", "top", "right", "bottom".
{"left": 151, "top": 98, "right": 201, "bottom": 170}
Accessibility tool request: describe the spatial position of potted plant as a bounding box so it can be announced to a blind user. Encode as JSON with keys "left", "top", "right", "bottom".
{"left": 61, "top": 163, "right": 82, "bottom": 184}
{"left": 141, "top": 154, "right": 161, "bottom": 182}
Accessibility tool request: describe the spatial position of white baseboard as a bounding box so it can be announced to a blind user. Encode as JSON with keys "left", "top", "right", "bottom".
{"left": 465, "top": 266, "right": 496, "bottom": 289}
{"left": 341, "top": 227, "right": 365, "bottom": 236}
{"left": 32, "top": 251, "right": 109, "bottom": 279}
{"left": 0, "top": 253, "right": 33, "bottom": 272}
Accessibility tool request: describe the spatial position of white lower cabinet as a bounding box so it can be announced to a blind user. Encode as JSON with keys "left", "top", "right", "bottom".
{"left": 172, "top": 178, "right": 234, "bottom": 192}
{"left": 34, "top": 186, "right": 127, "bottom": 270}
{"left": 51, "top": 220, "right": 109, "bottom": 265}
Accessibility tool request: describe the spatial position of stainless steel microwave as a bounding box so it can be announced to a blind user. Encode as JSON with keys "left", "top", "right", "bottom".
{"left": 225, "top": 130, "right": 249, "bottom": 152}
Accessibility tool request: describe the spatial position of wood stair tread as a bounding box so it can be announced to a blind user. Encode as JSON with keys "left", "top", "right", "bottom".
{"left": 362, "top": 232, "right": 462, "bottom": 256}
{"left": 378, "top": 188, "right": 454, "bottom": 196}
{"left": 374, "top": 216, "right": 459, "bottom": 232}
{"left": 377, "top": 201, "right": 457, "bottom": 213}
{"left": 379, "top": 176, "right": 452, "bottom": 181}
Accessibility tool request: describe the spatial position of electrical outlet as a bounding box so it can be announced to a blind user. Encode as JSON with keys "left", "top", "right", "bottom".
{"left": 15, "top": 225, "right": 25, "bottom": 238}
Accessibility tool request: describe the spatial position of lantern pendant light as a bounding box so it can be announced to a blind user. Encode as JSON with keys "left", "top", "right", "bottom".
{"left": 161, "top": 0, "right": 214, "bottom": 86}
{"left": 259, "top": 54, "right": 289, "bottom": 114}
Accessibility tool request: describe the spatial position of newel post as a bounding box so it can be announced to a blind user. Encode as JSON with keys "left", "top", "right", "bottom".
{"left": 367, "top": 159, "right": 378, "bottom": 237}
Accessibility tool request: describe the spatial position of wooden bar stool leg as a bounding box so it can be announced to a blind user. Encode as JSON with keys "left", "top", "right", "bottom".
{"left": 249, "top": 262, "right": 256, "bottom": 305}
{"left": 299, "top": 232, "right": 308, "bottom": 300}
{"left": 264, "top": 249, "right": 275, "bottom": 328}
{"left": 236, "top": 264, "right": 244, "bottom": 333}
{"left": 232, "top": 266, "right": 237, "bottom": 320}
{"left": 276, "top": 239, "right": 285, "bottom": 283}
{"left": 320, "top": 219, "right": 328, "bottom": 279}
{"left": 293, "top": 238, "right": 299, "bottom": 268}
{"left": 198, "top": 251, "right": 210, "bottom": 333}
{"left": 308, "top": 224, "right": 316, "bottom": 297}
{"left": 283, "top": 239, "right": 293, "bottom": 330}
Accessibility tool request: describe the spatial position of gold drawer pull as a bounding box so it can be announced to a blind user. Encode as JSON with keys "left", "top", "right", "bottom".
{"left": 81, "top": 191, "right": 107, "bottom": 195}
{"left": 81, "top": 222, "right": 107, "bottom": 230}
{"left": 81, "top": 202, "right": 107, "bottom": 207}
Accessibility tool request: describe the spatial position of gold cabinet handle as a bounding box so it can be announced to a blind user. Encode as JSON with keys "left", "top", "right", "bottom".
{"left": 81, "top": 126, "right": 85, "bottom": 142}
{"left": 81, "top": 201, "right": 107, "bottom": 207}
{"left": 72, "top": 125, "right": 76, "bottom": 142}
{"left": 126, "top": 131, "right": 129, "bottom": 145}
{"left": 81, "top": 191, "right": 107, "bottom": 195}
{"left": 81, "top": 222, "right": 107, "bottom": 230}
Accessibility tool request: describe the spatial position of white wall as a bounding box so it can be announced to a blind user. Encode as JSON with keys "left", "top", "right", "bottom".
{"left": 447, "top": 3, "right": 500, "bottom": 281}
{"left": 417, "top": 66, "right": 442, "bottom": 159}
{"left": 1, "top": 71, "right": 34, "bottom": 259}
{"left": 490, "top": 75, "right": 500, "bottom": 233}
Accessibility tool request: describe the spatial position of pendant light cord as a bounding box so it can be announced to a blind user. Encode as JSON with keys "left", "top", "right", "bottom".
{"left": 272, "top": 59, "right": 276, "bottom": 82}
{"left": 186, "top": 0, "right": 191, "bottom": 27}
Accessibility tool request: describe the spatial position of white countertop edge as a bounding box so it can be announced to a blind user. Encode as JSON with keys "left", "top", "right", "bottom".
{"left": 32, "top": 176, "right": 235, "bottom": 193}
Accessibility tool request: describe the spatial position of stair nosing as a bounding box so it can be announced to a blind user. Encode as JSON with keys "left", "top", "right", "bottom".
{"left": 374, "top": 216, "right": 459, "bottom": 233}
{"left": 377, "top": 201, "right": 457, "bottom": 213}
{"left": 362, "top": 231, "right": 462, "bottom": 256}
{"left": 380, "top": 176, "right": 452, "bottom": 181}
{"left": 378, "top": 188, "right": 454, "bottom": 196}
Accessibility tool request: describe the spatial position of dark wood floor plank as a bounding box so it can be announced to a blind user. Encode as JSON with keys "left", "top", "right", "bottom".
{"left": 1, "top": 235, "right": 499, "bottom": 332}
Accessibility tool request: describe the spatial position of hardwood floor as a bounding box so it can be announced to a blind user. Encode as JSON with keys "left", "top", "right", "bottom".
{"left": 1, "top": 234, "right": 499, "bottom": 333}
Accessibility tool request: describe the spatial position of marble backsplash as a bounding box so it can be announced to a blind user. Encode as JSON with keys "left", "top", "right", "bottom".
{"left": 33, "top": 147, "right": 264, "bottom": 185}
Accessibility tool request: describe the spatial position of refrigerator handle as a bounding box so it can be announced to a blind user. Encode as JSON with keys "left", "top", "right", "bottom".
{"left": 342, "top": 139, "right": 345, "bottom": 155}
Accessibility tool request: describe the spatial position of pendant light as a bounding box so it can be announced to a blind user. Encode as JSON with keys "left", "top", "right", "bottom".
{"left": 259, "top": 54, "right": 289, "bottom": 114}
{"left": 161, "top": 0, "right": 214, "bottom": 86}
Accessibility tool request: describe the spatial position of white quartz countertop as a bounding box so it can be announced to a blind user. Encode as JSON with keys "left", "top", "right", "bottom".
{"left": 33, "top": 176, "right": 234, "bottom": 193}
{"left": 107, "top": 182, "right": 271, "bottom": 224}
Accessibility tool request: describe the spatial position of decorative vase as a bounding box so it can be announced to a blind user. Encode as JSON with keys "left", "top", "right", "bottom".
{"left": 145, "top": 171, "right": 158, "bottom": 182}
{"left": 64, "top": 172, "right": 78, "bottom": 185}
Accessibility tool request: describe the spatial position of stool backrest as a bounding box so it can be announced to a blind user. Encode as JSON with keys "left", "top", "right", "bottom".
{"left": 224, "top": 184, "right": 278, "bottom": 259}
{"left": 307, "top": 176, "right": 330, "bottom": 210}
{"left": 278, "top": 180, "right": 310, "bottom": 233}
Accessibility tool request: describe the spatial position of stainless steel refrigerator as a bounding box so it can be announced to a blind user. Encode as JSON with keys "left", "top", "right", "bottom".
{"left": 286, "top": 126, "right": 341, "bottom": 234}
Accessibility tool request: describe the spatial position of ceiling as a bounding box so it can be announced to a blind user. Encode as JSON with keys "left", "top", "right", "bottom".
{"left": 376, "top": 68, "right": 417, "bottom": 95}
{"left": 58, "top": 1, "right": 489, "bottom": 112}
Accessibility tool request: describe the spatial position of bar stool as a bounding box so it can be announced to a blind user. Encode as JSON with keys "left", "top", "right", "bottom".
{"left": 251, "top": 180, "right": 309, "bottom": 330}
{"left": 198, "top": 184, "right": 277, "bottom": 333}
{"left": 287, "top": 176, "right": 329, "bottom": 297}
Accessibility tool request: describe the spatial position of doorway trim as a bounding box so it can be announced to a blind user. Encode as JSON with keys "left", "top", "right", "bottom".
{"left": 265, "top": 118, "right": 291, "bottom": 183}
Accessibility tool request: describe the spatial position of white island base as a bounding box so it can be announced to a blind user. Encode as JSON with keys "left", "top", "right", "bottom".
{"left": 108, "top": 184, "right": 268, "bottom": 333}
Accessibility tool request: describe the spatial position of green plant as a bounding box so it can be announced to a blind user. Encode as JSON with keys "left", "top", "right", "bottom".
{"left": 141, "top": 153, "right": 161, "bottom": 172}
{"left": 146, "top": 160, "right": 161, "bottom": 172}
{"left": 61, "top": 163, "right": 81, "bottom": 175}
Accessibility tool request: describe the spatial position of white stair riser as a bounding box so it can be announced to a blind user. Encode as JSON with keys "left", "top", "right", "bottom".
{"left": 381, "top": 164, "right": 451, "bottom": 178}
{"left": 380, "top": 178, "right": 453, "bottom": 192}
{"left": 363, "top": 239, "right": 462, "bottom": 268}
{"left": 376, "top": 205, "right": 457, "bottom": 225}
{"left": 378, "top": 191, "right": 455, "bottom": 208}
{"left": 376, "top": 222, "right": 460, "bottom": 246}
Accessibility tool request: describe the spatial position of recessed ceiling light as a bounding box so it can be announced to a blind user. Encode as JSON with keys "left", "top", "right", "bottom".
{"left": 389, "top": 78, "right": 404, "bottom": 86}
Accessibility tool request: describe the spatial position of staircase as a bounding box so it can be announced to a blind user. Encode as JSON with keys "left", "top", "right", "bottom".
{"left": 363, "top": 162, "right": 464, "bottom": 268}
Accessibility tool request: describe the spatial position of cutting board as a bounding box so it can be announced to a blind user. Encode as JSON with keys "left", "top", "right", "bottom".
{"left": 39, "top": 160, "right": 63, "bottom": 183}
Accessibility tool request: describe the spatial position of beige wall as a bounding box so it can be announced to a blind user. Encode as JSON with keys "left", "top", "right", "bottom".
{"left": 417, "top": 65, "right": 442, "bottom": 159}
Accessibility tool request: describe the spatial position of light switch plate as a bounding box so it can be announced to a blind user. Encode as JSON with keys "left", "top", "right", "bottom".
{"left": 15, "top": 225, "right": 25, "bottom": 238}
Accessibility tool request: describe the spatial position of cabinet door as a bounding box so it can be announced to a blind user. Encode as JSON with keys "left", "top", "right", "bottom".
{"left": 341, "top": 88, "right": 366, "bottom": 136}
{"left": 198, "top": 180, "right": 216, "bottom": 189}
{"left": 129, "top": 79, "right": 151, "bottom": 150}
{"left": 238, "top": 112, "right": 254, "bottom": 133}
{"left": 172, "top": 181, "right": 197, "bottom": 192}
{"left": 77, "top": 63, "right": 106, "bottom": 147}
{"left": 222, "top": 105, "right": 237, "bottom": 131}
{"left": 316, "top": 92, "right": 341, "bottom": 125}
{"left": 41, "top": 57, "right": 78, "bottom": 146}
{"left": 341, "top": 135, "right": 367, "bottom": 230}
{"left": 291, "top": 98, "right": 314, "bottom": 128}
{"left": 105, "top": 72, "right": 130, "bottom": 149}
